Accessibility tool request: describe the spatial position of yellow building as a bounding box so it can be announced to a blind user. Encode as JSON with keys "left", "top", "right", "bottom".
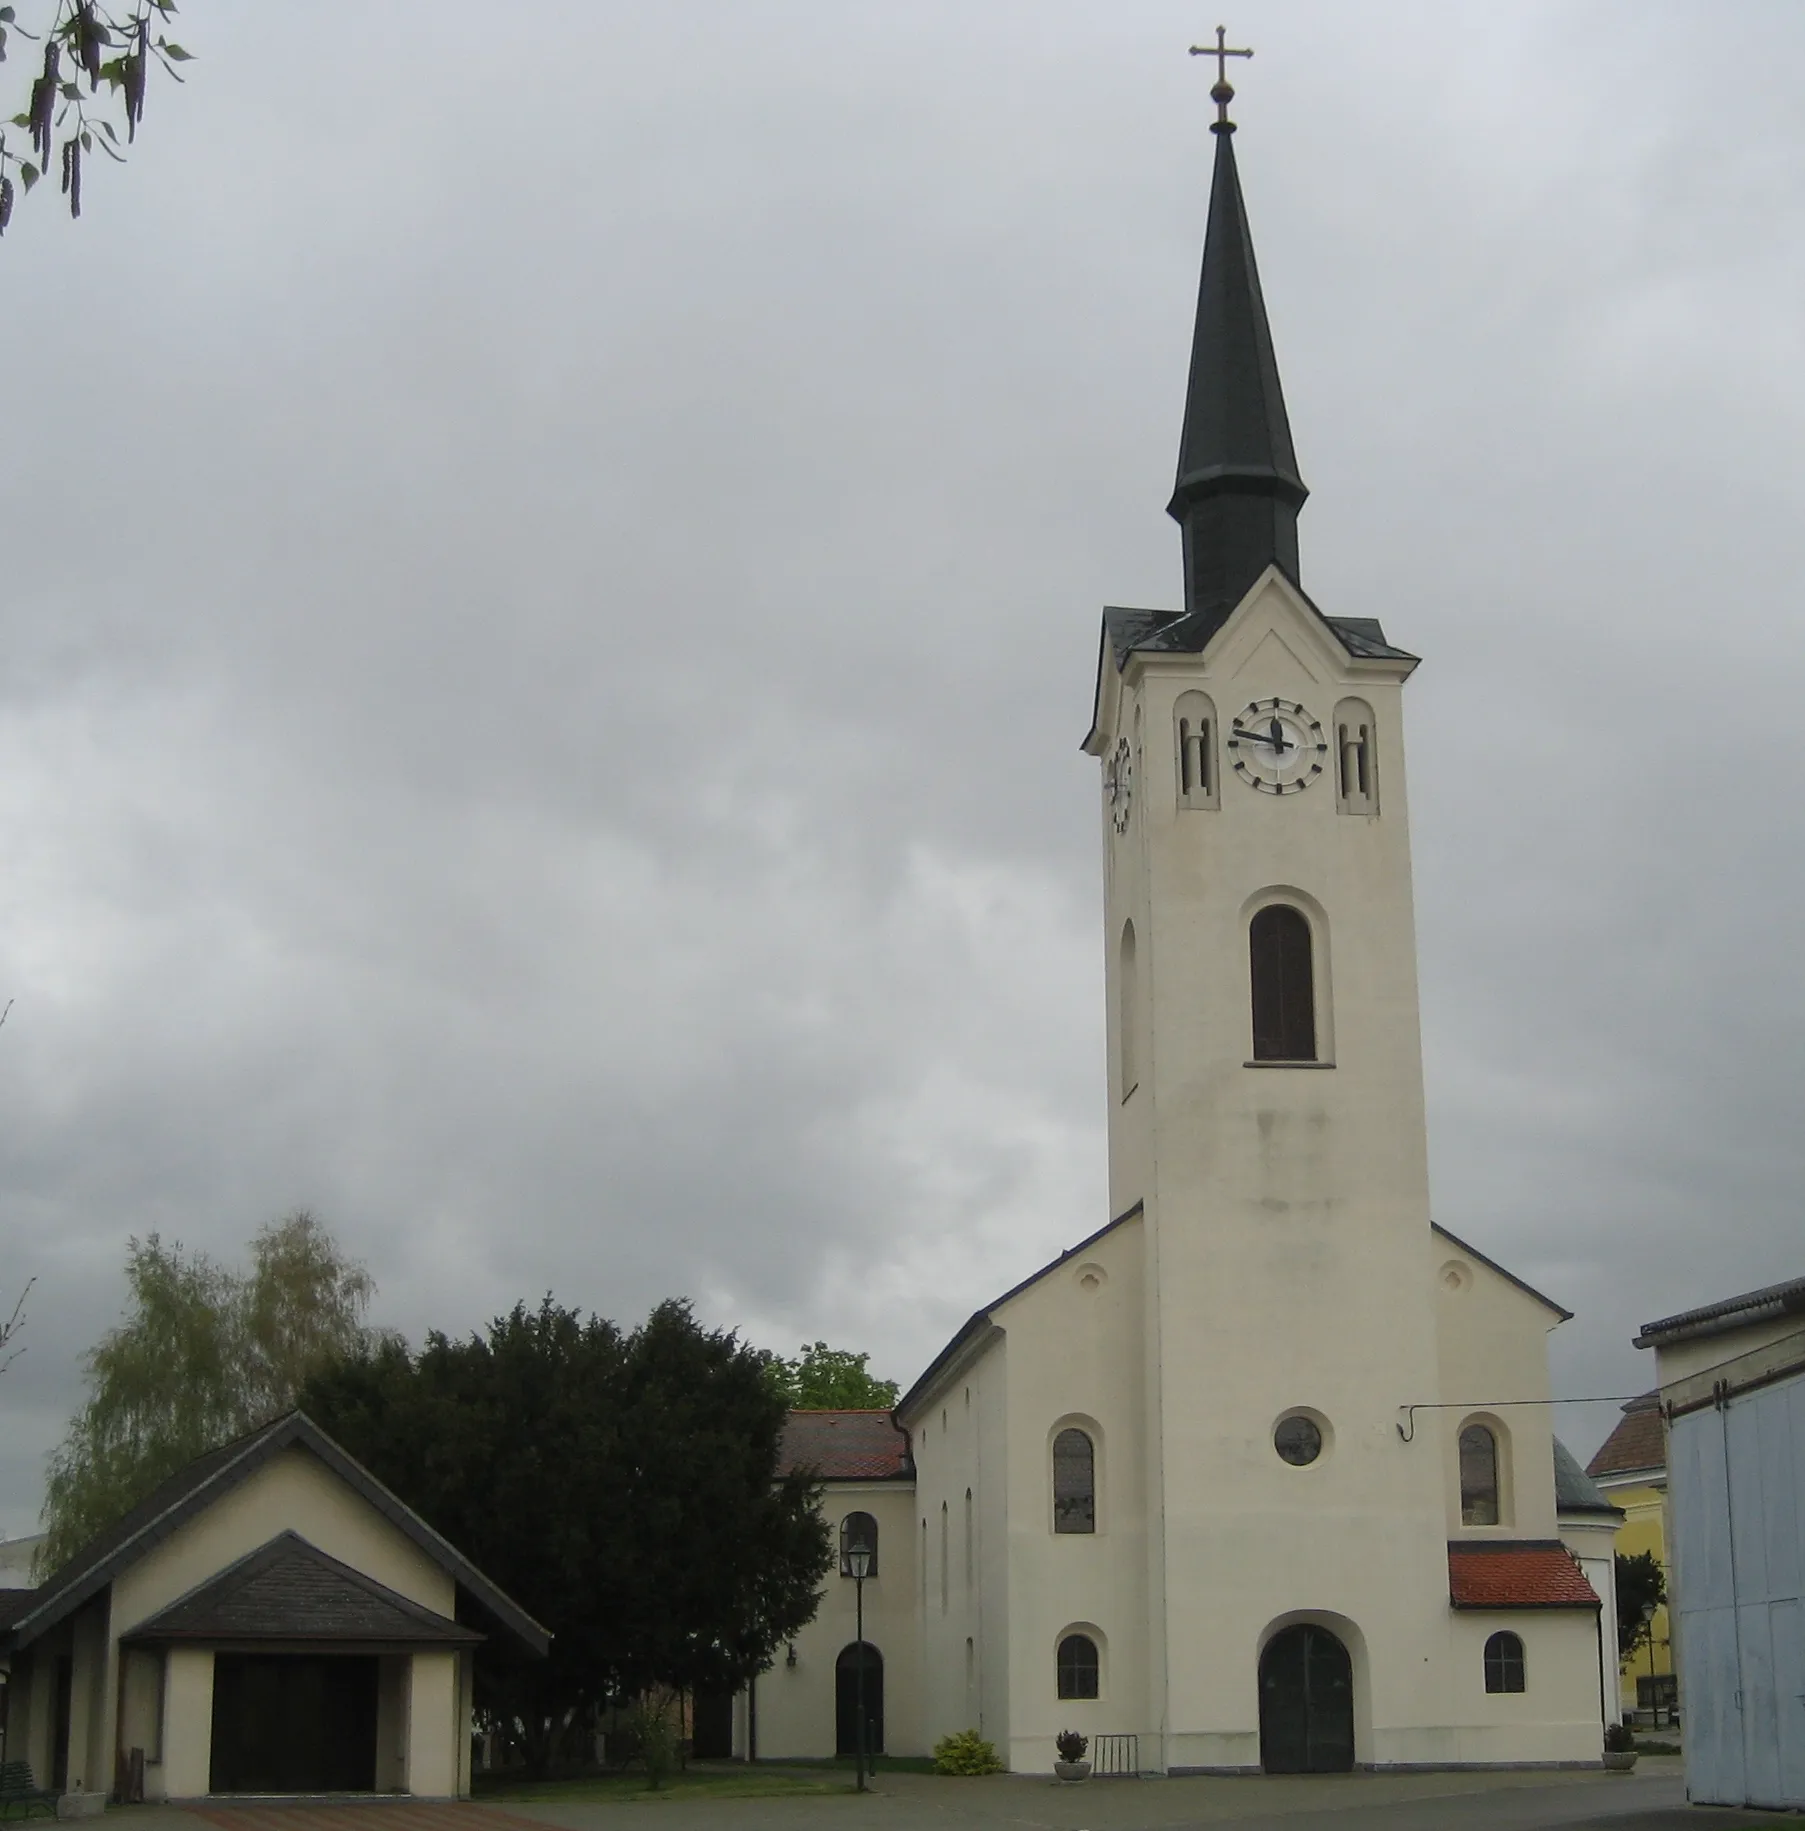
{"left": 1585, "top": 1396, "right": 1671, "bottom": 1718}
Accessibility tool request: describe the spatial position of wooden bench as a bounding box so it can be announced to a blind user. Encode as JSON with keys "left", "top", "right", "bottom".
{"left": 0, "top": 1761, "right": 58, "bottom": 1820}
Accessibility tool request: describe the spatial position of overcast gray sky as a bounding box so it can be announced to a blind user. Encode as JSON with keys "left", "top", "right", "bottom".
{"left": 2, "top": 1, "right": 1802, "bottom": 1536}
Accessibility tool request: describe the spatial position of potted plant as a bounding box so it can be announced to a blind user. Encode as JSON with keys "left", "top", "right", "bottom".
{"left": 1054, "top": 1730, "right": 1091, "bottom": 1781}
{"left": 1602, "top": 1721, "right": 1638, "bottom": 1773}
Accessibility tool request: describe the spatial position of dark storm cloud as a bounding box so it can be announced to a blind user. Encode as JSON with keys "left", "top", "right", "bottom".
{"left": 3, "top": 1, "right": 1803, "bottom": 1530}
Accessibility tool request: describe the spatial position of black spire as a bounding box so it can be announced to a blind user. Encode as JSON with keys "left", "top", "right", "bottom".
{"left": 1167, "top": 102, "right": 1307, "bottom": 618}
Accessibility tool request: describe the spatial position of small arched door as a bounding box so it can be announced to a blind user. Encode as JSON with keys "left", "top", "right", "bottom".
{"left": 1258, "top": 1624, "right": 1354, "bottom": 1773}
{"left": 835, "top": 1642, "right": 883, "bottom": 1757}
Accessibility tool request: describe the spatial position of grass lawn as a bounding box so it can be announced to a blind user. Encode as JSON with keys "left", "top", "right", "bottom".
{"left": 762, "top": 1755, "right": 938, "bottom": 1776}
{"left": 475, "top": 1764, "right": 851, "bottom": 1805}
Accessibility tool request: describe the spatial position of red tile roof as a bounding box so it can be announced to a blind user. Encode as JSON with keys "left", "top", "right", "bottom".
{"left": 1448, "top": 1542, "right": 1600, "bottom": 1610}
{"left": 778, "top": 1410, "right": 913, "bottom": 1481}
{"left": 1585, "top": 1394, "right": 1665, "bottom": 1481}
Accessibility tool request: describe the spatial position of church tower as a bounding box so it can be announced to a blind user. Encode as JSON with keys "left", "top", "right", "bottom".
{"left": 1083, "top": 66, "right": 1458, "bottom": 1772}
{"left": 873, "top": 49, "right": 1608, "bottom": 1781}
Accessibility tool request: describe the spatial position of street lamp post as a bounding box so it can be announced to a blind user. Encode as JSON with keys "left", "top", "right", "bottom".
{"left": 1642, "top": 1601, "right": 1660, "bottom": 1725}
{"left": 847, "top": 1536, "right": 873, "bottom": 1793}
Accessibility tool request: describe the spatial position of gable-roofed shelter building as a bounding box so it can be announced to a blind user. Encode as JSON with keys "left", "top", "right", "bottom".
{"left": 750, "top": 56, "right": 1616, "bottom": 1775}
{"left": 0, "top": 1412, "right": 546, "bottom": 1802}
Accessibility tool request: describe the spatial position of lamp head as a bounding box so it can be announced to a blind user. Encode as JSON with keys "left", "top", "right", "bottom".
{"left": 848, "top": 1540, "right": 873, "bottom": 1581}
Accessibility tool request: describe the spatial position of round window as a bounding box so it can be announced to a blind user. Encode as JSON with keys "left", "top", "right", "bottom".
{"left": 1274, "top": 1414, "right": 1323, "bottom": 1466}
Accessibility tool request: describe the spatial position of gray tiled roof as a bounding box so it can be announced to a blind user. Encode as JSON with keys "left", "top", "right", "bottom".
{"left": 1098, "top": 601, "right": 1419, "bottom": 676}
{"left": 123, "top": 1531, "right": 481, "bottom": 1646}
{"left": 1553, "top": 1438, "right": 1622, "bottom": 1517}
{"left": 1636, "top": 1275, "right": 1805, "bottom": 1350}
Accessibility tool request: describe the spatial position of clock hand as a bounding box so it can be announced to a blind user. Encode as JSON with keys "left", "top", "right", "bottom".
{"left": 1233, "top": 725, "right": 1294, "bottom": 752}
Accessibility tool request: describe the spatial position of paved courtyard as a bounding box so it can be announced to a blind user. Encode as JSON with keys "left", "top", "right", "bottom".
{"left": 106, "top": 1759, "right": 1793, "bottom": 1831}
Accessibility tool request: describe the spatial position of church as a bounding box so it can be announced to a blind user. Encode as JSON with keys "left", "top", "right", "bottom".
{"left": 748, "top": 58, "right": 1619, "bottom": 1776}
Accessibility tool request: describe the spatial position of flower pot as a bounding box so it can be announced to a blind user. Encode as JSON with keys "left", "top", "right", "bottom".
{"left": 1054, "top": 1760, "right": 1091, "bottom": 1781}
{"left": 1602, "top": 1750, "right": 1638, "bottom": 1773}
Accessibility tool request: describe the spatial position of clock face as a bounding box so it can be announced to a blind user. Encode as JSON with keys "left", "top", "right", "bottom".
{"left": 1228, "top": 698, "right": 1327, "bottom": 795}
{"left": 1106, "top": 737, "right": 1134, "bottom": 833}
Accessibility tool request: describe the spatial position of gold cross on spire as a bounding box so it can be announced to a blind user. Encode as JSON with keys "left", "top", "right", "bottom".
{"left": 1188, "top": 25, "right": 1253, "bottom": 131}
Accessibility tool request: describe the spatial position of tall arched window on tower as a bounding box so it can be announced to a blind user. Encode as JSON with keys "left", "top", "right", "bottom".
{"left": 1249, "top": 905, "right": 1316, "bottom": 1062}
{"left": 1052, "top": 1428, "right": 1096, "bottom": 1533}
{"left": 1460, "top": 1422, "right": 1501, "bottom": 1526}
{"left": 1334, "top": 698, "right": 1378, "bottom": 815}
{"left": 1175, "top": 690, "right": 1220, "bottom": 810}
{"left": 1118, "top": 921, "right": 1139, "bottom": 1099}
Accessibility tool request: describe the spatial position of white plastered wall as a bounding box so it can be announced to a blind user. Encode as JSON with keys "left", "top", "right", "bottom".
{"left": 753, "top": 1480, "right": 921, "bottom": 1759}
{"left": 1431, "top": 1242, "right": 1565, "bottom": 1543}
{"left": 985, "top": 1219, "right": 1147, "bottom": 1774}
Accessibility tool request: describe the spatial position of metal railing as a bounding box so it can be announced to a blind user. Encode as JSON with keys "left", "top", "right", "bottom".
{"left": 1091, "top": 1732, "right": 1139, "bottom": 1778}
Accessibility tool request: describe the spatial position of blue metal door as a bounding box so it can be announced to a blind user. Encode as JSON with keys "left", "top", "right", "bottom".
{"left": 1671, "top": 1371, "right": 1805, "bottom": 1810}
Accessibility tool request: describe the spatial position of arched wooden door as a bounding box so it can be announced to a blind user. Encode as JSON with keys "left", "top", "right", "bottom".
{"left": 834, "top": 1642, "right": 883, "bottom": 1756}
{"left": 1258, "top": 1624, "right": 1354, "bottom": 1773}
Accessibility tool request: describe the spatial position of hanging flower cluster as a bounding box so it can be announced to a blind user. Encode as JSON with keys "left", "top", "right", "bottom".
{"left": 0, "top": 0, "right": 190, "bottom": 231}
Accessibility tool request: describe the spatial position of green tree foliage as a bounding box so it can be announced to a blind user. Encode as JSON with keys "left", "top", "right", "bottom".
{"left": 303, "top": 1297, "right": 833, "bottom": 1774}
{"left": 0, "top": 0, "right": 190, "bottom": 230}
{"left": 40, "top": 1213, "right": 377, "bottom": 1571}
{"left": 766, "top": 1340, "right": 899, "bottom": 1410}
{"left": 1615, "top": 1548, "right": 1668, "bottom": 1661}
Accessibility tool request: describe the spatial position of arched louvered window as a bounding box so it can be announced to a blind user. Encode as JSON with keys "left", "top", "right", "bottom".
{"left": 839, "top": 1511, "right": 878, "bottom": 1577}
{"left": 1053, "top": 1428, "right": 1096, "bottom": 1533}
{"left": 1334, "top": 698, "right": 1378, "bottom": 815}
{"left": 1057, "top": 1633, "right": 1100, "bottom": 1700}
{"left": 1460, "top": 1423, "right": 1501, "bottom": 1526}
{"left": 1175, "top": 689, "right": 1220, "bottom": 810}
{"left": 1483, "top": 1630, "right": 1525, "bottom": 1693}
{"left": 1250, "top": 905, "right": 1316, "bottom": 1061}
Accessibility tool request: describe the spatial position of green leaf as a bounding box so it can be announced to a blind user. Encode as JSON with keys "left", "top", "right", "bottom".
{"left": 9, "top": 113, "right": 27, "bottom": 128}
{"left": 79, "top": 128, "right": 90, "bottom": 151}
{"left": 160, "top": 41, "right": 190, "bottom": 59}
{"left": 19, "top": 159, "right": 37, "bottom": 188}
{"left": 0, "top": 8, "right": 16, "bottom": 21}
{"left": 96, "top": 116, "right": 116, "bottom": 140}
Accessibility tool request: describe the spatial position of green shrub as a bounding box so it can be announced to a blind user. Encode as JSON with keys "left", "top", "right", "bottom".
{"left": 1055, "top": 1729, "right": 1088, "bottom": 1763}
{"left": 933, "top": 1729, "right": 1005, "bottom": 1776}
{"left": 627, "top": 1694, "right": 681, "bottom": 1789}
